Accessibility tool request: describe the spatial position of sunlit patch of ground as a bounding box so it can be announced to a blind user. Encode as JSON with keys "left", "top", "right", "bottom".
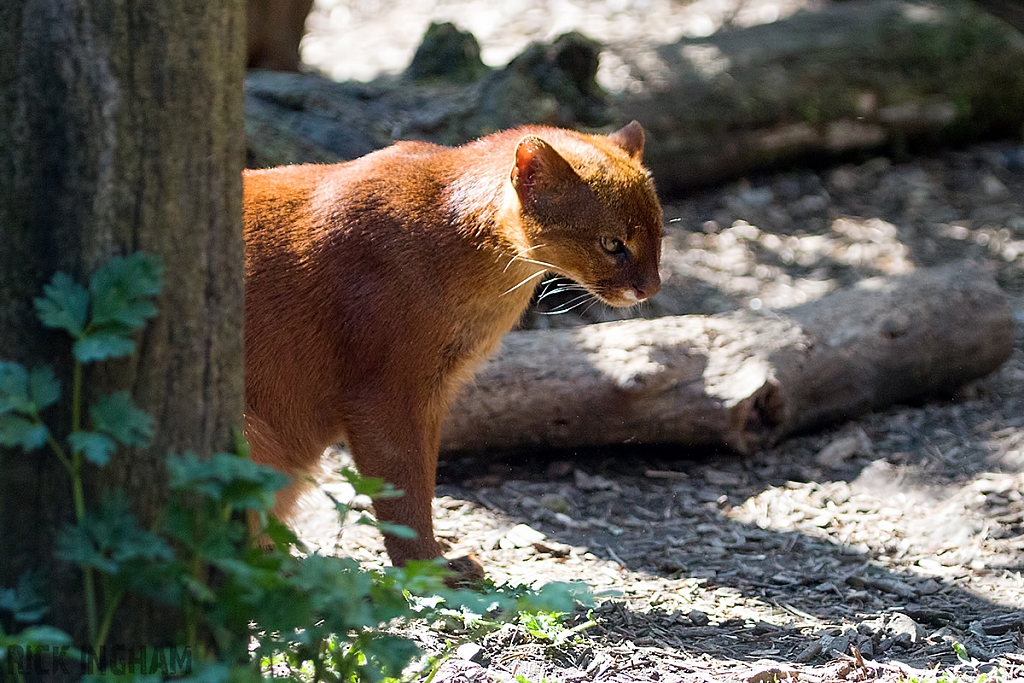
{"left": 289, "top": 4, "right": 1024, "bottom": 678}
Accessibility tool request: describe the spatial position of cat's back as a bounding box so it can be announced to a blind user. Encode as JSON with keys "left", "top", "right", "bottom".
{"left": 244, "top": 140, "right": 446, "bottom": 209}
{"left": 244, "top": 141, "right": 458, "bottom": 242}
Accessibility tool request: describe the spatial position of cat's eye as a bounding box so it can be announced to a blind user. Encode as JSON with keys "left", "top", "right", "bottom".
{"left": 600, "top": 236, "right": 626, "bottom": 255}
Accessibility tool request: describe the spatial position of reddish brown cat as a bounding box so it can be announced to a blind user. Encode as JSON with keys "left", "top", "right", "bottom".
{"left": 243, "top": 122, "right": 663, "bottom": 574}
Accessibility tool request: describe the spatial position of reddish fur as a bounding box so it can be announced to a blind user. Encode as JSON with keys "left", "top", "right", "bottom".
{"left": 243, "top": 123, "right": 663, "bottom": 570}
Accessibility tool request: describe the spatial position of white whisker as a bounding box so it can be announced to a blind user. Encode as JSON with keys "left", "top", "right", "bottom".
{"left": 512, "top": 255, "right": 559, "bottom": 271}
{"left": 580, "top": 299, "right": 601, "bottom": 317}
{"left": 550, "top": 292, "right": 591, "bottom": 308}
{"left": 537, "top": 275, "right": 569, "bottom": 294}
{"left": 502, "top": 269, "right": 548, "bottom": 296}
{"left": 538, "top": 293, "right": 594, "bottom": 315}
{"left": 537, "top": 284, "right": 587, "bottom": 302}
{"left": 552, "top": 297, "right": 594, "bottom": 315}
{"left": 501, "top": 244, "right": 551, "bottom": 273}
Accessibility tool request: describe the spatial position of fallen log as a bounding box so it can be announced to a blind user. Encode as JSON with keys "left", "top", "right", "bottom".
{"left": 440, "top": 262, "right": 1013, "bottom": 456}
{"left": 244, "top": 0, "right": 1024, "bottom": 193}
{"left": 621, "top": 0, "right": 1024, "bottom": 194}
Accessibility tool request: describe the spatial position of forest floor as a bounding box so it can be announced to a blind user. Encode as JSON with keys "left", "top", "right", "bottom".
{"left": 292, "top": 1, "right": 1024, "bottom": 681}
{"left": 293, "top": 140, "right": 1024, "bottom": 683}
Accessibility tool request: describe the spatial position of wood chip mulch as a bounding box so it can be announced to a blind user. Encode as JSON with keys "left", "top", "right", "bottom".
{"left": 292, "top": 140, "right": 1024, "bottom": 682}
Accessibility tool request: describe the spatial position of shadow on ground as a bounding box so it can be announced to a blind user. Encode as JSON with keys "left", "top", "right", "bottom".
{"left": 431, "top": 364, "right": 1024, "bottom": 674}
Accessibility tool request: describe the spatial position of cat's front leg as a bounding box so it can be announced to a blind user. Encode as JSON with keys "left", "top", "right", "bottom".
{"left": 345, "top": 406, "right": 483, "bottom": 584}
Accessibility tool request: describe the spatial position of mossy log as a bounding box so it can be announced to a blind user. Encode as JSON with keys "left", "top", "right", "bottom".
{"left": 439, "top": 262, "right": 1013, "bottom": 456}
{"left": 245, "top": 0, "right": 1024, "bottom": 193}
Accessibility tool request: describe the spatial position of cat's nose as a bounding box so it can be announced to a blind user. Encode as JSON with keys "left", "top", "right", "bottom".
{"left": 633, "top": 275, "right": 661, "bottom": 301}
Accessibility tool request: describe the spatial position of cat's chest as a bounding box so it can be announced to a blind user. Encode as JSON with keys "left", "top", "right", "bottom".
{"left": 430, "top": 297, "right": 523, "bottom": 393}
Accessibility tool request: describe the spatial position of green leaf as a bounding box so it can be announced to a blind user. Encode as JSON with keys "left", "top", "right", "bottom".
{"left": 56, "top": 496, "right": 173, "bottom": 575}
{"left": 28, "top": 366, "right": 60, "bottom": 411}
{"left": 82, "top": 675, "right": 163, "bottom": 683}
{"left": 260, "top": 515, "right": 301, "bottom": 551}
{"left": 90, "top": 392, "right": 153, "bottom": 447}
{"left": 0, "top": 572, "right": 49, "bottom": 623}
{"left": 0, "top": 625, "right": 80, "bottom": 661}
{"left": 340, "top": 466, "right": 404, "bottom": 499}
{"left": 516, "top": 581, "right": 593, "bottom": 614}
{"left": 68, "top": 431, "right": 117, "bottom": 466}
{"left": 33, "top": 271, "right": 88, "bottom": 338}
{"left": 55, "top": 524, "right": 117, "bottom": 573}
{"left": 389, "top": 559, "right": 452, "bottom": 597}
{"left": 519, "top": 611, "right": 566, "bottom": 641}
{"left": 231, "top": 426, "right": 251, "bottom": 459}
{"left": 359, "top": 634, "right": 423, "bottom": 682}
{"left": 0, "top": 364, "right": 59, "bottom": 415}
{"left": 167, "top": 452, "right": 289, "bottom": 510}
{"left": 15, "top": 625, "right": 72, "bottom": 648}
{"left": 292, "top": 555, "right": 376, "bottom": 628}
{"left": 167, "top": 498, "right": 247, "bottom": 560}
{"left": 369, "top": 520, "right": 418, "bottom": 539}
{"left": 173, "top": 662, "right": 231, "bottom": 683}
{"left": 0, "top": 361, "right": 30, "bottom": 414}
{"left": 73, "top": 334, "right": 136, "bottom": 362}
{"left": 180, "top": 575, "right": 218, "bottom": 604}
{"left": 0, "top": 415, "right": 48, "bottom": 451}
{"left": 89, "top": 253, "right": 163, "bottom": 330}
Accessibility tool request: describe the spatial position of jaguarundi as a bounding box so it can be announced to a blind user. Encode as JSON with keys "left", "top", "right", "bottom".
{"left": 243, "top": 121, "right": 663, "bottom": 578}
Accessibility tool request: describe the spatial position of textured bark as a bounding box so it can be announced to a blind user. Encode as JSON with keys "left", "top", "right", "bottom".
{"left": 441, "top": 262, "right": 1013, "bottom": 456}
{"left": 0, "top": 0, "right": 245, "bottom": 648}
{"left": 243, "top": 0, "right": 1024, "bottom": 194}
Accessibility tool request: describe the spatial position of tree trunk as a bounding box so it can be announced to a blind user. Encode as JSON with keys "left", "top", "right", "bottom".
{"left": 440, "top": 262, "right": 1013, "bottom": 456}
{"left": 0, "top": 0, "right": 245, "bottom": 649}
{"left": 246, "top": 0, "right": 314, "bottom": 71}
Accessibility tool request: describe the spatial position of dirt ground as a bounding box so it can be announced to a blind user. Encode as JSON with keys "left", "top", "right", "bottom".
{"left": 291, "top": 2, "right": 1024, "bottom": 681}
{"left": 291, "top": 140, "right": 1024, "bottom": 683}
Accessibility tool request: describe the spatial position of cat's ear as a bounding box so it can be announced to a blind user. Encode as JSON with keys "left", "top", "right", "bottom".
{"left": 608, "top": 120, "right": 645, "bottom": 161}
{"left": 511, "top": 135, "right": 578, "bottom": 203}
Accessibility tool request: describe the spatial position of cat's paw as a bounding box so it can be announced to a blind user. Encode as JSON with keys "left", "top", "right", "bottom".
{"left": 444, "top": 554, "right": 486, "bottom": 588}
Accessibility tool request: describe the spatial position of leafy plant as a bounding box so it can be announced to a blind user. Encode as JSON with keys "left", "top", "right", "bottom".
{"left": 519, "top": 609, "right": 596, "bottom": 646}
{"left": 0, "top": 254, "right": 591, "bottom": 682}
{"left": 519, "top": 612, "right": 567, "bottom": 642}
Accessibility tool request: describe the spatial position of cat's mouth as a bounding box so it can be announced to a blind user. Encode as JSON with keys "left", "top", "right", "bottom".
{"left": 597, "top": 287, "right": 651, "bottom": 308}
{"left": 552, "top": 271, "right": 657, "bottom": 308}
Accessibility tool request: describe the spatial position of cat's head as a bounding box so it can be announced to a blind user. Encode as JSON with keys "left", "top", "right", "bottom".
{"left": 509, "top": 121, "right": 663, "bottom": 307}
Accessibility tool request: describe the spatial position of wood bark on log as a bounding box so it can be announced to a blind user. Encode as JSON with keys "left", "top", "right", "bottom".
{"left": 244, "top": 0, "right": 1024, "bottom": 193}
{"left": 621, "top": 0, "right": 1024, "bottom": 195}
{"left": 440, "top": 262, "right": 1013, "bottom": 457}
